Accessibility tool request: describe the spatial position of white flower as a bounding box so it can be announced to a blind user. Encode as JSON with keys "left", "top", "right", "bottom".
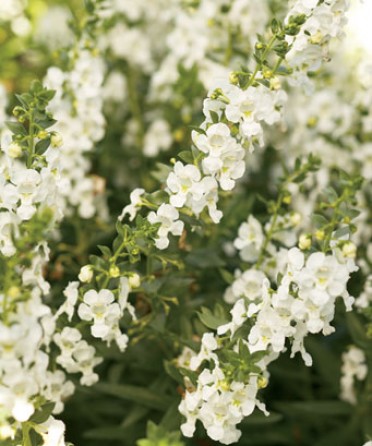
{"left": 119, "top": 188, "right": 145, "bottom": 221}
{"left": 167, "top": 162, "right": 202, "bottom": 208}
{"left": 234, "top": 216, "right": 264, "bottom": 262}
{"left": 78, "top": 289, "right": 116, "bottom": 338}
{"left": 143, "top": 119, "right": 172, "bottom": 157}
{"left": 128, "top": 273, "right": 141, "bottom": 289}
{"left": 7, "top": 141, "right": 22, "bottom": 158}
{"left": 148, "top": 203, "right": 184, "bottom": 249}
{"left": 226, "top": 269, "right": 267, "bottom": 304}
{"left": 12, "top": 399, "right": 35, "bottom": 422}
{"left": 78, "top": 265, "right": 93, "bottom": 283}
{"left": 37, "top": 417, "right": 66, "bottom": 446}
{"left": 55, "top": 281, "right": 79, "bottom": 321}
{"left": 340, "top": 346, "right": 367, "bottom": 404}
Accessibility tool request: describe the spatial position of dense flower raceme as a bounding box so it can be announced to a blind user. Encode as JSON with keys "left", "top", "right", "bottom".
{"left": 0, "top": 85, "right": 105, "bottom": 444}
{"left": 0, "top": 10, "right": 112, "bottom": 438}
{"left": 179, "top": 211, "right": 359, "bottom": 444}
{"left": 97, "top": 0, "right": 350, "bottom": 166}
{"left": 120, "top": 0, "right": 350, "bottom": 251}
{"left": 99, "top": 0, "right": 271, "bottom": 160}
{"left": 44, "top": 44, "right": 107, "bottom": 220}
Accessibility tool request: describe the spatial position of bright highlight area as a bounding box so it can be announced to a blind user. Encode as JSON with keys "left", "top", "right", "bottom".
{"left": 346, "top": 0, "right": 372, "bottom": 53}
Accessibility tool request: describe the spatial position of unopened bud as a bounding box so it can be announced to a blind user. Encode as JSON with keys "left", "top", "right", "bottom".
{"left": 8, "top": 286, "right": 20, "bottom": 299}
{"left": 128, "top": 273, "right": 141, "bottom": 289}
{"left": 270, "top": 77, "right": 281, "bottom": 90}
{"left": 283, "top": 193, "right": 292, "bottom": 205}
{"left": 290, "top": 212, "right": 301, "bottom": 226}
{"left": 229, "top": 72, "right": 239, "bottom": 85}
{"left": 258, "top": 376, "right": 268, "bottom": 389}
{"left": 7, "top": 141, "right": 22, "bottom": 158}
{"left": 309, "top": 31, "right": 323, "bottom": 45}
{"left": 37, "top": 130, "right": 48, "bottom": 139}
{"left": 342, "top": 242, "right": 356, "bottom": 259}
{"left": 12, "top": 106, "right": 24, "bottom": 117}
{"left": 51, "top": 132, "right": 63, "bottom": 148}
{"left": 299, "top": 234, "right": 311, "bottom": 250}
{"left": 109, "top": 265, "right": 120, "bottom": 278}
{"left": 79, "top": 265, "right": 93, "bottom": 283}
{"left": 263, "top": 69, "right": 273, "bottom": 79}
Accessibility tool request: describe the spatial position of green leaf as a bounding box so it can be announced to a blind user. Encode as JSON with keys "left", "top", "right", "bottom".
{"left": 146, "top": 190, "right": 169, "bottom": 206}
{"left": 346, "top": 313, "right": 372, "bottom": 350}
{"left": 160, "top": 401, "right": 183, "bottom": 431}
{"left": 333, "top": 226, "right": 350, "bottom": 240}
{"left": 185, "top": 248, "right": 225, "bottom": 268}
{"left": 323, "top": 187, "right": 338, "bottom": 202}
{"left": 198, "top": 306, "right": 228, "bottom": 330}
{"left": 152, "top": 163, "right": 172, "bottom": 183}
{"left": 219, "top": 268, "right": 235, "bottom": 284}
{"left": 84, "top": 426, "right": 129, "bottom": 440}
{"left": 312, "top": 213, "right": 328, "bottom": 228}
{"left": 273, "top": 400, "right": 352, "bottom": 416}
{"left": 97, "top": 245, "right": 112, "bottom": 258}
{"left": 38, "top": 118, "right": 57, "bottom": 130}
{"left": 164, "top": 361, "right": 184, "bottom": 385}
{"left": 6, "top": 121, "right": 27, "bottom": 135}
{"left": 95, "top": 383, "right": 173, "bottom": 411}
{"left": 39, "top": 89, "right": 56, "bottom": 101}
{"left": 209, "top": 110, "right": 219, "bottom": 124}
{"left": 35, "top": 138, "right": 51, "bottom": 154}
{"left": 271, "top": 18, "right": 279, "bottom": 34}
{"left": 29, "top": 402, "right": 55, "bottom": 424}
{"left": 15, "top": 93, "right": 31, "bottom": 108}
{"left": 122, "top": 405, "right": 150, "bottom": 429}
{"left": 178, "top": 151, "right": 194, "bottom": 164}
{"left": 189, "top": 126, "right": 206, "bottom": 135}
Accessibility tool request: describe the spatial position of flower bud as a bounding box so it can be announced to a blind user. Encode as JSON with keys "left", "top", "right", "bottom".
{"left": 299, "top": 234, "right": 311, "bottom": 250}
{"left": 258, "top": 376, "right": 268, "bottom": 389}
{"left": 79, "top": 265, "right": 93, "bottom": 283}
{"left": 128, "top": 273, "right": 141, "bottom": 289}
{"left": 342, "top": 241, "right": 357, "bottom": 259}
{"left": 263, "top": 69, "right": 273, "bottom": 79}
{"left": 283, "top": 192, "right": 292, "bottom": 205}
{"left": 270, "top": 77, "right": 281, "bottom": 90}
{"left": 109, "top": 265, "right": 120, "bottom": 278}
{"left": 290, "top": 212, "right": 301, "bottom": 226}
{"left": 51, "top": 132, "right": 63, "bottom": 148}
{"left": 8, "top": 286, "right": 20, "bottom": 299}
{"left": 7, "top": 141, "right": 22, "bottom": 158}
{"left": 37, "top": 130, "right": 48, "bottom": 139}
{"left": 229, "top": 72, "right": 239, "bottom": 85}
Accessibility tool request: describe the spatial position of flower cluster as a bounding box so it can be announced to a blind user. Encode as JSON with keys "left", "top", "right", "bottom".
{"left": 45, "top": 47, "right": 107, "bottom": 219}
{"left": 180, "top": 234, "right": 358, "bottom": 443}
{"left": 0, "top": 84, "right": 103, "bottom": 444}
{"left": 340, "top": 346, "right": 367, "bottom": 404}
{"left": 285, "top": 0, "right": 350, "bottom": 89}
{"left": 178, "top": 333, "right": 269, "bottom": 444}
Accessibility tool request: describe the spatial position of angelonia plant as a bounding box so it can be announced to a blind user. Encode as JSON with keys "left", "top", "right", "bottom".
{"left": 0, "top": 0, "right": 371, "bottom": 446}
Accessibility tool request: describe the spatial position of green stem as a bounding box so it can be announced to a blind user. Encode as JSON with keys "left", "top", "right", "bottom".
{"left": 246, "top": 34, "right": 278, "bottom": 90}
{"left": 27, "top": 110, "right": 35, "bottom": 168}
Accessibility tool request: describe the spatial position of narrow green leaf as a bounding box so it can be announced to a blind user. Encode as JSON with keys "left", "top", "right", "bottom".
{"left": 35, "top": 138, "right": 51, "bottom": 154}
{"left": 6, "top": 121, "right": 27, "bottom": 135}
{"left": 95, "top": 382, "right": 173, "bottom": 411}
